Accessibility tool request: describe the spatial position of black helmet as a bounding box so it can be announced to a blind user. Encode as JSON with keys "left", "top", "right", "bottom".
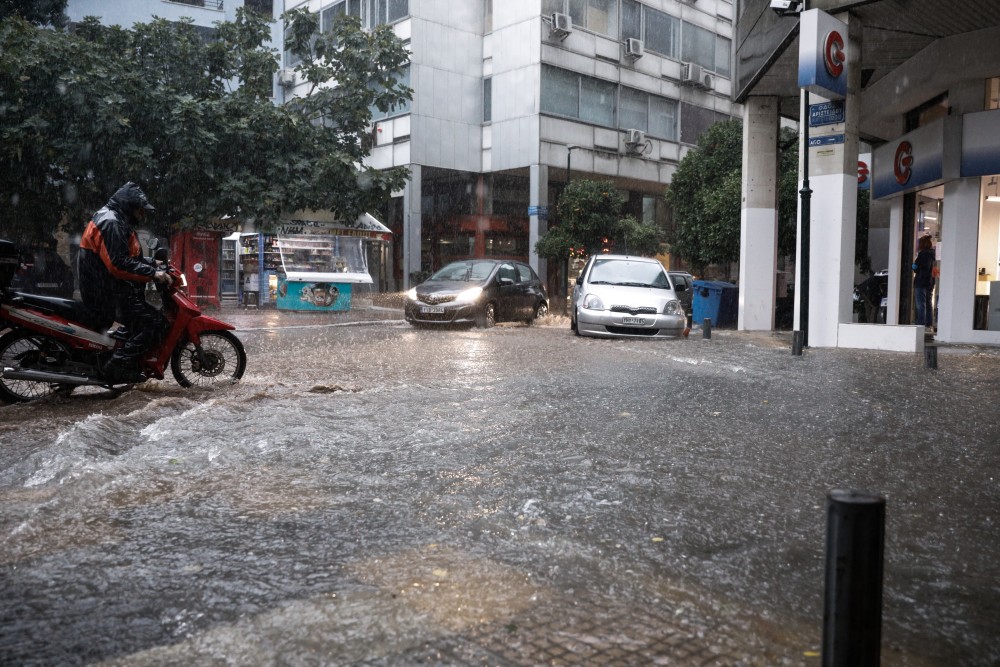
{"left": 110, "top": 181, "right": 156, "bottom": 217}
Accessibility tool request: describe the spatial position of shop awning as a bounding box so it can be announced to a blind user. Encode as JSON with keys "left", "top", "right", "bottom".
{"left": 276, "top": 211, "right": 392, "bottom": 240}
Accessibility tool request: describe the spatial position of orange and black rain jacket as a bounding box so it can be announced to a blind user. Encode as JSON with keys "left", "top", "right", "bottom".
{"left": 78, "top": 184, "right": 156, "bottom": 316}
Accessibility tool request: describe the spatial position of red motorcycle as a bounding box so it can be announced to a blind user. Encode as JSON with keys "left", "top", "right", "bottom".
{"left": 0, "top": 238, "right": 246, "bottom": 403}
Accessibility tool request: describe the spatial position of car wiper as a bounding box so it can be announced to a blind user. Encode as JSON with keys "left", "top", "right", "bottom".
{"left": 618, "top": 281, "right": 655, "bottom": 288}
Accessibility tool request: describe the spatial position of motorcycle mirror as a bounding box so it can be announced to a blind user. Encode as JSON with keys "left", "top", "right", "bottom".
{"left": 147, "top": 238, "right": 159, "bottom": 251}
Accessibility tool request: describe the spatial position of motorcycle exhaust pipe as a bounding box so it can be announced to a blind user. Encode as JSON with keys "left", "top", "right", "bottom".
{"left": 1, "top": 367, "right": 106, "bottom": 386}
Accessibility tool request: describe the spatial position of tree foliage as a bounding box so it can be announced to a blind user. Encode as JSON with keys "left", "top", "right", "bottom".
{"left": 666, "top": 117, "right": 871, "bottom": 277}
{"left": 535, "top": 179, "right": 663, "bottom": 260}
{"left": 0, "top": 8, "right": 411, "bottom": 242}
{"left": 0, "top": 0, "right": 66, "bottom": 26}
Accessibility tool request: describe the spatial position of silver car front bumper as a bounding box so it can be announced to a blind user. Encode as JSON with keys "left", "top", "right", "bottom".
{"left": 577, "top": 308, "right": 686, "bottom": 338}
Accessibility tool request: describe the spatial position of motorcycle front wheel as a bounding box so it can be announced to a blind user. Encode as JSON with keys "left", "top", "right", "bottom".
{"left": 170, "top": 330, "right": 247, "bottom": 388}
{"left": 0, "top": 330, "right": 69, "bottom": 403}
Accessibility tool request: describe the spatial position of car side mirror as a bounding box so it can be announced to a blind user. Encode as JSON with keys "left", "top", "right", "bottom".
{"left": 576, "top": 276, "right": 583, "bottom": 285}
{"left": 498, "top": 277, "right": 514, "bottom": 286}
{"left": 675, "top": 283, "right": 687, "bottom": 292}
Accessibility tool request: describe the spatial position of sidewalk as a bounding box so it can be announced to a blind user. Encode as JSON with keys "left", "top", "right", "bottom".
{"left": 218, "top": 292, "right": 406, "bottom": 330}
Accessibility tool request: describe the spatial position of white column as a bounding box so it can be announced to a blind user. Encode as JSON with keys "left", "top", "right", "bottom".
{"left": 738, "top": 97, "right": 779, "bottom": 331}
{"left": 937, "top": 177, "right": 1000, "bottom": 344}
{"left": 529, "top": 163, "right": 549, "bottom": 283}
{"left": 403, "top": 164, "right": 422, "bottom": 289}
{"left": 807, "top": 14, "right": 861, "bottom": 347}
{"left": 886, "top": 197, "right": 903, "bottom": 325}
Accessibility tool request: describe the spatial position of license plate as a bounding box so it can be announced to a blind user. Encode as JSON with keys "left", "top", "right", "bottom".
{"left": 622, "top": 317, "right": 646, "bottom": 325}
{"left": 420, "top": 306, "right": 445, "bottom": 314}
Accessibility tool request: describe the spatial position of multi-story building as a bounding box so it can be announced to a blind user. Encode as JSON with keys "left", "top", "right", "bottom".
{"left": 735, "top": 0, "right": 1000, "bottom": 349}
{"left": 281, "top": 0, "right": 741, "bottom": 295}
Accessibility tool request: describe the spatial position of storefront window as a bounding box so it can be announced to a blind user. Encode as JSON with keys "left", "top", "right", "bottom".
{"left": 976, "top": 175, "right": 1000, "bottom": 329}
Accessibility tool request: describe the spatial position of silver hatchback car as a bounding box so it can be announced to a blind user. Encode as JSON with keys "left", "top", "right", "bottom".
{"left": 570, "top": 255, "right": 687, "bottom": 338}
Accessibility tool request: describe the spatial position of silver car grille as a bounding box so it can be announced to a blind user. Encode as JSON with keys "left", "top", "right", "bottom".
{"left": 610, "top": 305, "right": 658, "bottom": 315}
{"left": 419, "top": 293, "right": 456, "bottom": 305}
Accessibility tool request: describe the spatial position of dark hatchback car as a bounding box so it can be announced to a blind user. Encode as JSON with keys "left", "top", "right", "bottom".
{"left": 405, "top": 259, "right": 548, "bottom": 328}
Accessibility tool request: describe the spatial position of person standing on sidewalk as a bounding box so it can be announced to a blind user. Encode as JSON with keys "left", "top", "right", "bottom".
{"left": 912, "top": 234, "right": 935, "bottom": 330}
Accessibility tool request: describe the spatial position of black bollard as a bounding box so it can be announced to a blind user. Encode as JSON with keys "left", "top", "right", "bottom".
{"left": 822, "top": 490, "right": 886, "bottom": 667}
{"left": 924, "top": 345, "right": 937, "bottom": 370}
{"left": 702, "top": 317, "right": 712, "bottom": 339}
{"left": 792, "top": 330, "right": 804, "bottom": 356}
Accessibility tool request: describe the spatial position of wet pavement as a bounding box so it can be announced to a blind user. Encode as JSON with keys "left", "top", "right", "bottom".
{"left": 1, "top": 302, "right": 999, "bottom": 666}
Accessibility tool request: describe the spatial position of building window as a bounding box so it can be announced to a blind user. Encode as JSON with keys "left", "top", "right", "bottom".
{"left": 542, "top": 0, "right": 617, "bottom": 38}
{"left": 542, "top": 66, "right": 677, "bottom": 140}
{"left": 715, "top": 35, "right": 732, "bottom": 78}
{"left": 644, "top": 7, "right": 679, "bottom": 59}
{"left": 485, "top": 0, "right": 493, "bottom": 33}
{"left": 322, "top": 0, "right": 360, "bottom": 33}
{"left": 682, "top": 22, "right": 716, "bottom": 73}
{"left": 622, "top": 0, "right": 641, "bottom": 40}
{"left": 369, "top": 64, "right": 411, "bottom": 120}
{"left": 483, "top": 78, "right": 492, "bottom": 123}
{"left": 620, "top": 86, "right": 677, "bottom": 140}
{"left": 542, "top": 65, "right": 616, "bottom": 127}
{"left": 365, "top": 0, "right": 409, "bottom": 29}
{"left": 621, "top": 2, "right": 731, "bottom": 76}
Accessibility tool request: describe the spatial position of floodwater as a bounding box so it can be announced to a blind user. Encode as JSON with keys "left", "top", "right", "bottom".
{"left": 1, "top": 319, "right": 998, "bottom": 666}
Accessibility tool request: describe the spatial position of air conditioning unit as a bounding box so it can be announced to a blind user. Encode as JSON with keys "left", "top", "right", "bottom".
{"left": 278, "top": 68, "right": 296, "bottom": 88}
{"left": 624, "top": 128, "right": 645, "bottom": 147}
{"left": 625, "top": 38, "right": 644, "bottom": 60}
{"left": 550, "top": 12, "right": 572, "bottom": 39}
{"left": 681, "top": 62, "right": 703, "bottom": 86}
{"left": 700, "top": 72, "right": 716, "bottom": 90}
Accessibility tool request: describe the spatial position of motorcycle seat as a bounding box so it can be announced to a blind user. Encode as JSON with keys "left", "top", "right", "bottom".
{"left": 11, "top": 292, "right": 110, "bottom": 331}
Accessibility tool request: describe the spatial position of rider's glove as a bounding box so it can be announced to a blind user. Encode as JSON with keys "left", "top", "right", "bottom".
{"left": 153, "top": 270, "right": 172, "bottom": 286}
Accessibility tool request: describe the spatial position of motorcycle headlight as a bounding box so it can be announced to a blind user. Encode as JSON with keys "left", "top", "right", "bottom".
{"left": 582, "top": 293, "right": 605, "bottom": 310}
{"left": 407, "top": 287, "right": 418, "bottom": 300}
{"left": 663, "top": 299, "right": 683, "bottom": 316}
{"left": 453, "top": 286, "right": 483, "bottom": 304}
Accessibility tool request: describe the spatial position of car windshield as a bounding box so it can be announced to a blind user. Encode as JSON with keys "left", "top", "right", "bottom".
{"left": 588, "top": 259, "right": 670, "bottom": 288}
{"left": 428, "top": 260, "right": 497, "bottom": 282}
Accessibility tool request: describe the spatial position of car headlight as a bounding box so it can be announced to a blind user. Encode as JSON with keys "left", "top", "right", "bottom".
{"left": 582, "top": 293, "right": 605, "bottom": 310}
{"left": 663, "top": 299, "right": 683, "bottom": 316}
{"left": 407, "top": 287, "right": 418, "bottom": 300}
{"left": 454, "top": 286, "right": 483, "bottom": 304}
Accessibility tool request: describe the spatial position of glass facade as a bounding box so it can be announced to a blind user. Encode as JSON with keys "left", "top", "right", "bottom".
{"left": 541, "top": 66, "right": 679, "bottom": 141}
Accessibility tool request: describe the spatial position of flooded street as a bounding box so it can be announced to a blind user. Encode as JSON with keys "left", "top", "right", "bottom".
{"left": 1, "top": 318, "right": 998, "bottom": 666}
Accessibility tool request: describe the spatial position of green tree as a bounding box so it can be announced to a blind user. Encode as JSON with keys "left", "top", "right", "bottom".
{"left": 666, "top": 118, "right": 870, "bottom": 277}
{"left": 0, "top": 0, "right": 66, "bottom": 26}
{"left": 0, "top": 8, "right": 410, "bottom": 242}
{"left": 535, "top": 179, "right": 663, "bottom": 260}
{"left": 665, "top": 119, "right": 746, "bottom": 277}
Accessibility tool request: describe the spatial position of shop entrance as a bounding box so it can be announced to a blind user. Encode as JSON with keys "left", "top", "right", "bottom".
{"left": 976, "top": 175, "right": 1000, "bottom": 330}
{"left": 913, "top": 186, "right": 943, "bottom": 332}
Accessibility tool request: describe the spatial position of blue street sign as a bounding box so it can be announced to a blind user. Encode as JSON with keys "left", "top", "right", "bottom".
{"left": 809, "top": 101, "right": 845, "bottom": 127}
{"left": 528, "top": 206, "right": 549, "bottom": 219}
{"left": 808, "top": 134, "right": 845, "bottom": 147}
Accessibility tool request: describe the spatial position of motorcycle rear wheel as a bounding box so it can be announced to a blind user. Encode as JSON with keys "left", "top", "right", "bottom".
{"left": 0, "top": 330, "right": 70, "bottom": 403}
{"left": 170, "top": 330, "right": 246, "bottom": 388}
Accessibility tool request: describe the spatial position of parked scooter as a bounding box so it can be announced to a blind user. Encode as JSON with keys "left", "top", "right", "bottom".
{"left": 0, "top": 238, "right": 246, "bottom": 403}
